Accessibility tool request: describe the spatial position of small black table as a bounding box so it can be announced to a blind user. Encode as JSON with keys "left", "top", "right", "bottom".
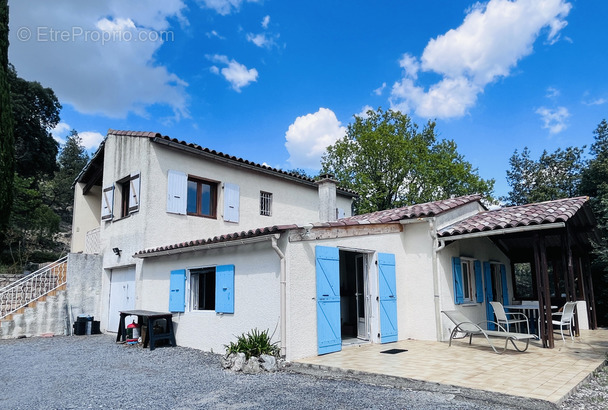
{"left": 116, "top": 310, "right": 176, "bottom": 350}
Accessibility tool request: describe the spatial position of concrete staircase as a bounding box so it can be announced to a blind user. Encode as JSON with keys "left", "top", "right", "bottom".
{"left": 0, "top": 287, "right": 69, "bottom": 338}
{"left": 0, "top": 257, "right": 70, "bottom": 339}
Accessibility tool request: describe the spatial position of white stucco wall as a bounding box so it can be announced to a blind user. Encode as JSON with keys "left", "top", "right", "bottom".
{"left": 71, "top": 184, "right": 101, "bottom": 253}
{"left": 437, "top": 237, "right": 510, "bottom": 341}
{"left": 134, "top": 241, "right": 282, "bottom": 354}
{"left": 285, "top": 225, "right": 437, "bottom": 361}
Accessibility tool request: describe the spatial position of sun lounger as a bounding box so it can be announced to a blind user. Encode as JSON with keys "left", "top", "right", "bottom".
{"left": 442, "top": 310, "right": 536, "bottom": 354}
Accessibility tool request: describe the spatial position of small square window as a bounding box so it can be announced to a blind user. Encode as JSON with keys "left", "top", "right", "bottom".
{"left": 260, "top": 191, "right": 272, "bottom": 216}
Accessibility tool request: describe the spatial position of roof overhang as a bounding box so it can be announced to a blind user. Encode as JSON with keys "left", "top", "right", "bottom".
{"left": 134, "top": 233, "right": 279, "bottom": 259}
{"left": 152, "top": 137, "right": 358, "bottom": 198}
{"left": 439, "top": 222, "right": 566, "bottom": 242}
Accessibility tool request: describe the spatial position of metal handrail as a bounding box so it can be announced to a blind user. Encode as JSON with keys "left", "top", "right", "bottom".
{"left": 0, "top": 256, "right": 68, "bottom": 319}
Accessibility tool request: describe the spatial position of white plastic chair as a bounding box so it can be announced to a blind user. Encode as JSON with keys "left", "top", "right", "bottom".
{"left": 490, "top": 301, "right": 530, "bottom": 334}
{"left": 552, "top": 301, "right": 577, "bottom": 341}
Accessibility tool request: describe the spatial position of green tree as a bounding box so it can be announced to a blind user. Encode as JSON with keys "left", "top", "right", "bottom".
{"left": 45, "top": 130, "right": 89, "bottom": 223}
{"left": 8, "top": 64, "right": 61, "bottom": 181}
{"left": 504, "top": 146, "right": 585, "bottom": 205}
{"left": 580, "top": 119, "right": 608, "bottom": 325}
{"left": 0, "top": 0, "right": 14, "bottom": 236}
{"left": 4, "top": 175, "right": 60, "bottom": 269}
{"left": 321, "top": 107, "right": 494, "bottom": 213}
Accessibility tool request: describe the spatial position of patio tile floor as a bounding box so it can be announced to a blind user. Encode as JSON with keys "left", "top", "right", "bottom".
{"left": 294, "top": 329, "right": 608, "bottom": 404}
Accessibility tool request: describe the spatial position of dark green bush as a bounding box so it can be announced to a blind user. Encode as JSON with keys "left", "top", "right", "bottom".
{"left": 225, "top": 328, "right": 279, "bottom": 359}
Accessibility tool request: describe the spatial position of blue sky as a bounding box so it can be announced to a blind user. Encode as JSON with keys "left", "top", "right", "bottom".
{"left": 8, "top": 0, "right": 608, "bottom": 198}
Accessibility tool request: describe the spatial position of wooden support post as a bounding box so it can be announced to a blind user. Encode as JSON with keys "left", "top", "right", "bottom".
{"left": 534, "top": 233, "right": 554, "bottom": 348}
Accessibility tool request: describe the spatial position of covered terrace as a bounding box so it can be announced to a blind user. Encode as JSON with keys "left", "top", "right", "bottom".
{"left": 438, "top": 196, "right": 599, "bottom": 348}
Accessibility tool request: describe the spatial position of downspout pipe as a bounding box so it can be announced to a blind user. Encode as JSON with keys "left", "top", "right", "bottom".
{"left": 271, "top": 234, "right": 287, "bottom": 357}
{"left": 429, "top": 220, "right": 445, "bottom": 342}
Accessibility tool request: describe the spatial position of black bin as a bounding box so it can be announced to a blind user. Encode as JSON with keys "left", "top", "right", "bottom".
{"left": 73, "top": 315, "right": 94, "bottom": 336}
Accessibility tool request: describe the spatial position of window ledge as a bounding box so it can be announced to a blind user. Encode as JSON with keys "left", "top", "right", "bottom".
{"left": 461, "top": 303, "right": 479, "bottom": 307}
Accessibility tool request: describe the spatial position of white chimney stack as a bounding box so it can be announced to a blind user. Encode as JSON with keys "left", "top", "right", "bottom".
{"left": 315, "top": 174, "right": 338, "bottom": 222}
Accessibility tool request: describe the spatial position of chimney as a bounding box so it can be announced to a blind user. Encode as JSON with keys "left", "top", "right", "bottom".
{"left": 315, "top": 174, "right": 338, "bottom": 222}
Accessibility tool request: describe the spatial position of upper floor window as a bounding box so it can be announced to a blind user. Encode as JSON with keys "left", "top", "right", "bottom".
{"left": 102, "top": 173, "right": 139, "bottom": 221}
{"left": 187, "top": 177, "right": 217, "bottom": 218}
{"left": 260, "top": 191, "right": 272, "bottom": 216}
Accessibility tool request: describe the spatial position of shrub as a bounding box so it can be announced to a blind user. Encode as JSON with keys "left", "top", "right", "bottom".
{"left": 225, "top": 328, "right": 279, "bottom": 359}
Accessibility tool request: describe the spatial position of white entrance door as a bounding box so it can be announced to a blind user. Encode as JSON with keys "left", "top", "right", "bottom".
{"left": 108, "top": 266, "right": 135, "bottom": 332}
{"left": 355, "top": 255, "right": 370, "bottom": 340}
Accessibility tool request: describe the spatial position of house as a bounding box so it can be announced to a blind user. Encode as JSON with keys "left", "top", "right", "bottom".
{"left": 70, "top": 130, "right": 355, "bottom": 335}
{"left": 70, "top": 130, "right": 599, "bottom": 361}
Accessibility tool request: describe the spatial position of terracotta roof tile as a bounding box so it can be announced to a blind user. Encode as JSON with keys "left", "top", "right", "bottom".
{"left": 107, "top": 129, "right": 357, "bottom": 196}
{"left": 438, "top": 196, "right": 589, "bottom": 237}
{"left": 134, "top": 225, "right": 299, "bottom": 257}
{"left": 338, "top": 194, "right": 483, "bottom": 224}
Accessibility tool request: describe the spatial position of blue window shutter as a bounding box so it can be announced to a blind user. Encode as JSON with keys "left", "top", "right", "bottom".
{"left": 316, "top": 246, "right": 341, "bottom": 355}
{"left": 215, "top": 265, "right": 235, "bottom": 314}
{"left": 452, "top": 257, "right": 463, "bottom": 305}
{"left": 378, "top": 253, "right": 398, "bottom": 343}
{"left": 169, "top": 269, "right": 186, "bottom": 312}
{"left": 167, "top": 170, "right": 187, "bottom": 215}
{"left": 474, "top": 260, "right": 483, "bottom": 303}
{"left": 223, "top": 183, "right": 240, "bottom": 223}
{"left": 500, "top": 264, "right": 509, "bottom": 305}
{"left": 483, "top": 262, "right": 495, "bottom": 330}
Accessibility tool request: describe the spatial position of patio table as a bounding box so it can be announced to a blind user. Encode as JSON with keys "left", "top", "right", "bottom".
{"left": 505, "top": 304, "right": 557, "bottom": 338}
{"left": 116, "top": 310, "right": 176, "bottom": 350}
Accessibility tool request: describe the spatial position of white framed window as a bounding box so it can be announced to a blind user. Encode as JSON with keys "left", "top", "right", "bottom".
{"left": 461, "top": 258, "right": 475, "bottom": 302}
{"left": 189, "top": 267, "right": 216, "bottom": 311}
{"left": 260, "top": 191, "right": 272, "bottom": 216}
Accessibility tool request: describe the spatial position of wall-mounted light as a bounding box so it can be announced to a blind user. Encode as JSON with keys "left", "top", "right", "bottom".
{"left": 112, "top": 247, "right": 121, "bottom": 256}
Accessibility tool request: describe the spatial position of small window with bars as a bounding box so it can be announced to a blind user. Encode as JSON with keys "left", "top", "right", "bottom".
{"left": 260, "top": 191, "right": 272, "bottom": 216}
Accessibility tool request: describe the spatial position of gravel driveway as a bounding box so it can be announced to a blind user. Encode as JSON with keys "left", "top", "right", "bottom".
{"left": 0, "top": 335, "right": 601, "bottom": 409}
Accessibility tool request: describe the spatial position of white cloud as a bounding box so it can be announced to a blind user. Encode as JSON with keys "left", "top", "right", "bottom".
{"left": 246, "top": 32, "right": 279, "bottom": 49}
{"left": 583, "top": 98, "right": 607, "bottom": 106}
{"left": 247, "top": 33, "right": 269, "bottom": 48}
{"left": 285, "top": 108, "right": 346, "bottom": 169}
{"left": 390, "top": 0, "right": 572, "bottom": 119}
{"left": 373, "top": 83, "right": 386, "bottom": 96}
{"left": 356, "top": 105, "right": 374, "bottom": 119}
{"left": 51, "top": 122, "right": 71, "bottom": 144}
{"left": 9, "top": 1, "right": 189, "bottom": 120}
{"left": 207, "top": 54, "right": 258, "bottom": 92}
{"left": 261, "top": 15, "right": 270, "bottom": 29}
{"left": 198, "top": 0, "right": 260, "bottom": 15}
{"left": 546, "top": 87, "right": 560, "bottom": 99}
{"left": 79, "top": 131, "right": 106, "bottom": 150}
{"left": 206, "top": 30, "right": 225, "bottom": 40}
{"left": 536, "top": 106, "right": 570, "bottom": 134}
{"left": 51, "top": 122, "right": 104, "bottom": 150}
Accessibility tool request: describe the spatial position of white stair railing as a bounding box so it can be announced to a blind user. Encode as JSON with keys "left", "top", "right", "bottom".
{"left": 0, "top": 256, "right": 68, "bottom": 320}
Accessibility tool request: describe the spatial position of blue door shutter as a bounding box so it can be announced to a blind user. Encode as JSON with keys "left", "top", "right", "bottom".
{"left": 169, "top": 269, "right": 186, "bottom": 312}
{"left": 215, "top": 265, "right": 235, "bottom": 314}
{"left": 452, "top": 257, "right": 464, "bottom": 305}
{"left": 500, "top": 264, "right": 509, "bottom": 305}
{"left": 316, "top": 246, "right": 341, "bottom": 355}
{"left": 378, "top": 253, "right": 398, "bottom": 343}
{"left": 483, "top": 262, "right": 495, "bottom": 330}
{"left": 474, "top": 260, "right": 483, "bottom": 303}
